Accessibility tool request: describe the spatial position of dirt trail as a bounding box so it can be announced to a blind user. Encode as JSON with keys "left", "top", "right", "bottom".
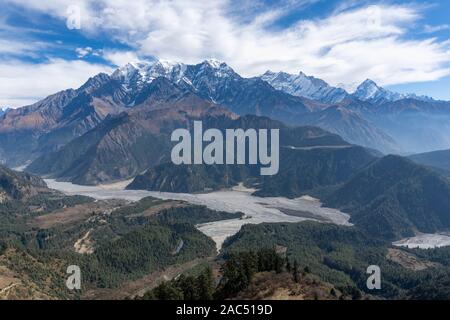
{"left": 74, "top": 230, "right": 94, "bottom": 254}
{"left": 0, "top": 282, "right": 19, "bottom": 296}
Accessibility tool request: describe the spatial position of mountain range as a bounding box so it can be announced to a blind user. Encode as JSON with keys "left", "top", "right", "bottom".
{"left": 0, "top": 59, "right": 450, "bottom": 170}
{"left": 2, "top": 59, "right": 449, "bottom": 167}
{"left": 261, "top": 70, "right": 434, "bottom": 105}
{"left": 259, "top": 69, "right": 450, "bottom": 153}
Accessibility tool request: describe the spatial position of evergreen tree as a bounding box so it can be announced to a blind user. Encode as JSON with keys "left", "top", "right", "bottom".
{"left": 293, "top": 260, "right": 300, "bottom": 283}
{"left": 178, "top": 275, "right": 198, "bottom": 300}
{"left": 330, "top": 288, "right": 336, "bottom": 297}
{"left": 0, "top": 241, "right": 6, "bottom": 255}
{"left": 197, "top": 267, "right": 215, "bottom": 300}
{"left": 153, "top": 281, "right": 183, "bottom": 300}
{"left": 286, "top": 258, "right": 291, "bottom": 273}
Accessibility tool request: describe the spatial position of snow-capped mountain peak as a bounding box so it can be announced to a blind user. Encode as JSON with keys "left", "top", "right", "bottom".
{"left": 197, "top": 59, "right": 237, "bottom": 78}
{"left": 111, "top": 63, "right": 140, "bottom": 88}
{"left": 110, "top": 60, "right": 436, "bottom": 107}
{"left": 0, "top": 107, "right": 9, "bottom": 116}
{"left": 260, "top": 70, "right": 349, "bottom": 104}
{"left": 111, "top": 59, "right": 239, "bottom": 87}
{"left": 143, "top": 60, "right": 187, "bottom": 83}
{"left": 353, "top": 79, "right": 434, "bottom": 104}
{"left": 109, "top": 59, "right": 242, "bottom": 105}
{"left": 111, "top": 59, "right": 190, "bottom": 92}
{"left": 353, "top": 79, "right": 382, "bottom": 100}
{"left": 203, "top": 58, "right": 224, "bottom": 69}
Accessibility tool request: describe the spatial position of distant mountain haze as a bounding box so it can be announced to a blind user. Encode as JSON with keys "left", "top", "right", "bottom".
{"left": 409, "top": 149, "right": 450, "bottom": 176}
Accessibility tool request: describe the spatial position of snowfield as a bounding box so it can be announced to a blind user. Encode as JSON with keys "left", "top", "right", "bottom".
{"left": 45, "top": 180, "right": 351, "bottom": 250}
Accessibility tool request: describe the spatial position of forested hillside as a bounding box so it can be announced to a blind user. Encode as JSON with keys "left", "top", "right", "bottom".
{"left": 325, "top": 155, "right": 450, "bottom": 239}
{"left": 222, "top": 221, "right": 450, "bottom": 299}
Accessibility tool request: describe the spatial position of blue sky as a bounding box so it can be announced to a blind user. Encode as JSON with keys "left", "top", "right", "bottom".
{"left": 1, "top": 0, "right": 450, "bottom": 107}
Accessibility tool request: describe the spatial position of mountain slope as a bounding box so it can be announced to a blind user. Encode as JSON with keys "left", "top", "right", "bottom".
{"left": 365, "top": 100, "right": 450, "bottom": 153}
{"left": 325, "top": 155, "right": 450, "bottom": 240}
{"left": 0, "top": 74, "right": 132, "bottom": 166}
{"left": 0, "top": 165, "right": 48, "bottom": 202}
{"left": 295, "top": 106, "right": 399, "bottom": 153}
{"left": 27, "top": 78, "right": 235, "bottom": 185}
{"left": 255, "top": 145, "right": 377, "bottom": 198}
{"left": 127, "top": 120, "right": 377, "bottom": 197}
{"left": 409, "top": 149, "right": 450, "bottom": 175}
{"left": 127, "top": 163, "right": 252, "bottom": 193}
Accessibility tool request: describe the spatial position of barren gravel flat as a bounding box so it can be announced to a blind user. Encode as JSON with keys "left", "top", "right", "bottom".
{"left": 45, "top": 180, "right": 351, "bottom": 250}
{"left": 393, "top": 233, "right": 450, "bottom": 249}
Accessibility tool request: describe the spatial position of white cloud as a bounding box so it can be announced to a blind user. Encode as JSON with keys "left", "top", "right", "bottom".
{"left": 423, "top": 24, "right": 450, "bottom": 34}
{"left": 0, "top": 59, "right": 113, "bottom": 108}
{"left": 102, "top": 49, "right": 141, "bottom": 66}
{"left": 3, "top": 0, "right": 450, "bottom": 90}
{"left": 0, "top": 38, "right": 47, "bottom": 56}
{"left": 75, "top": 47, "right": 103, "bottom": 58}
{"left": 75, "top": 46, "right": 93, "bottom": 58}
